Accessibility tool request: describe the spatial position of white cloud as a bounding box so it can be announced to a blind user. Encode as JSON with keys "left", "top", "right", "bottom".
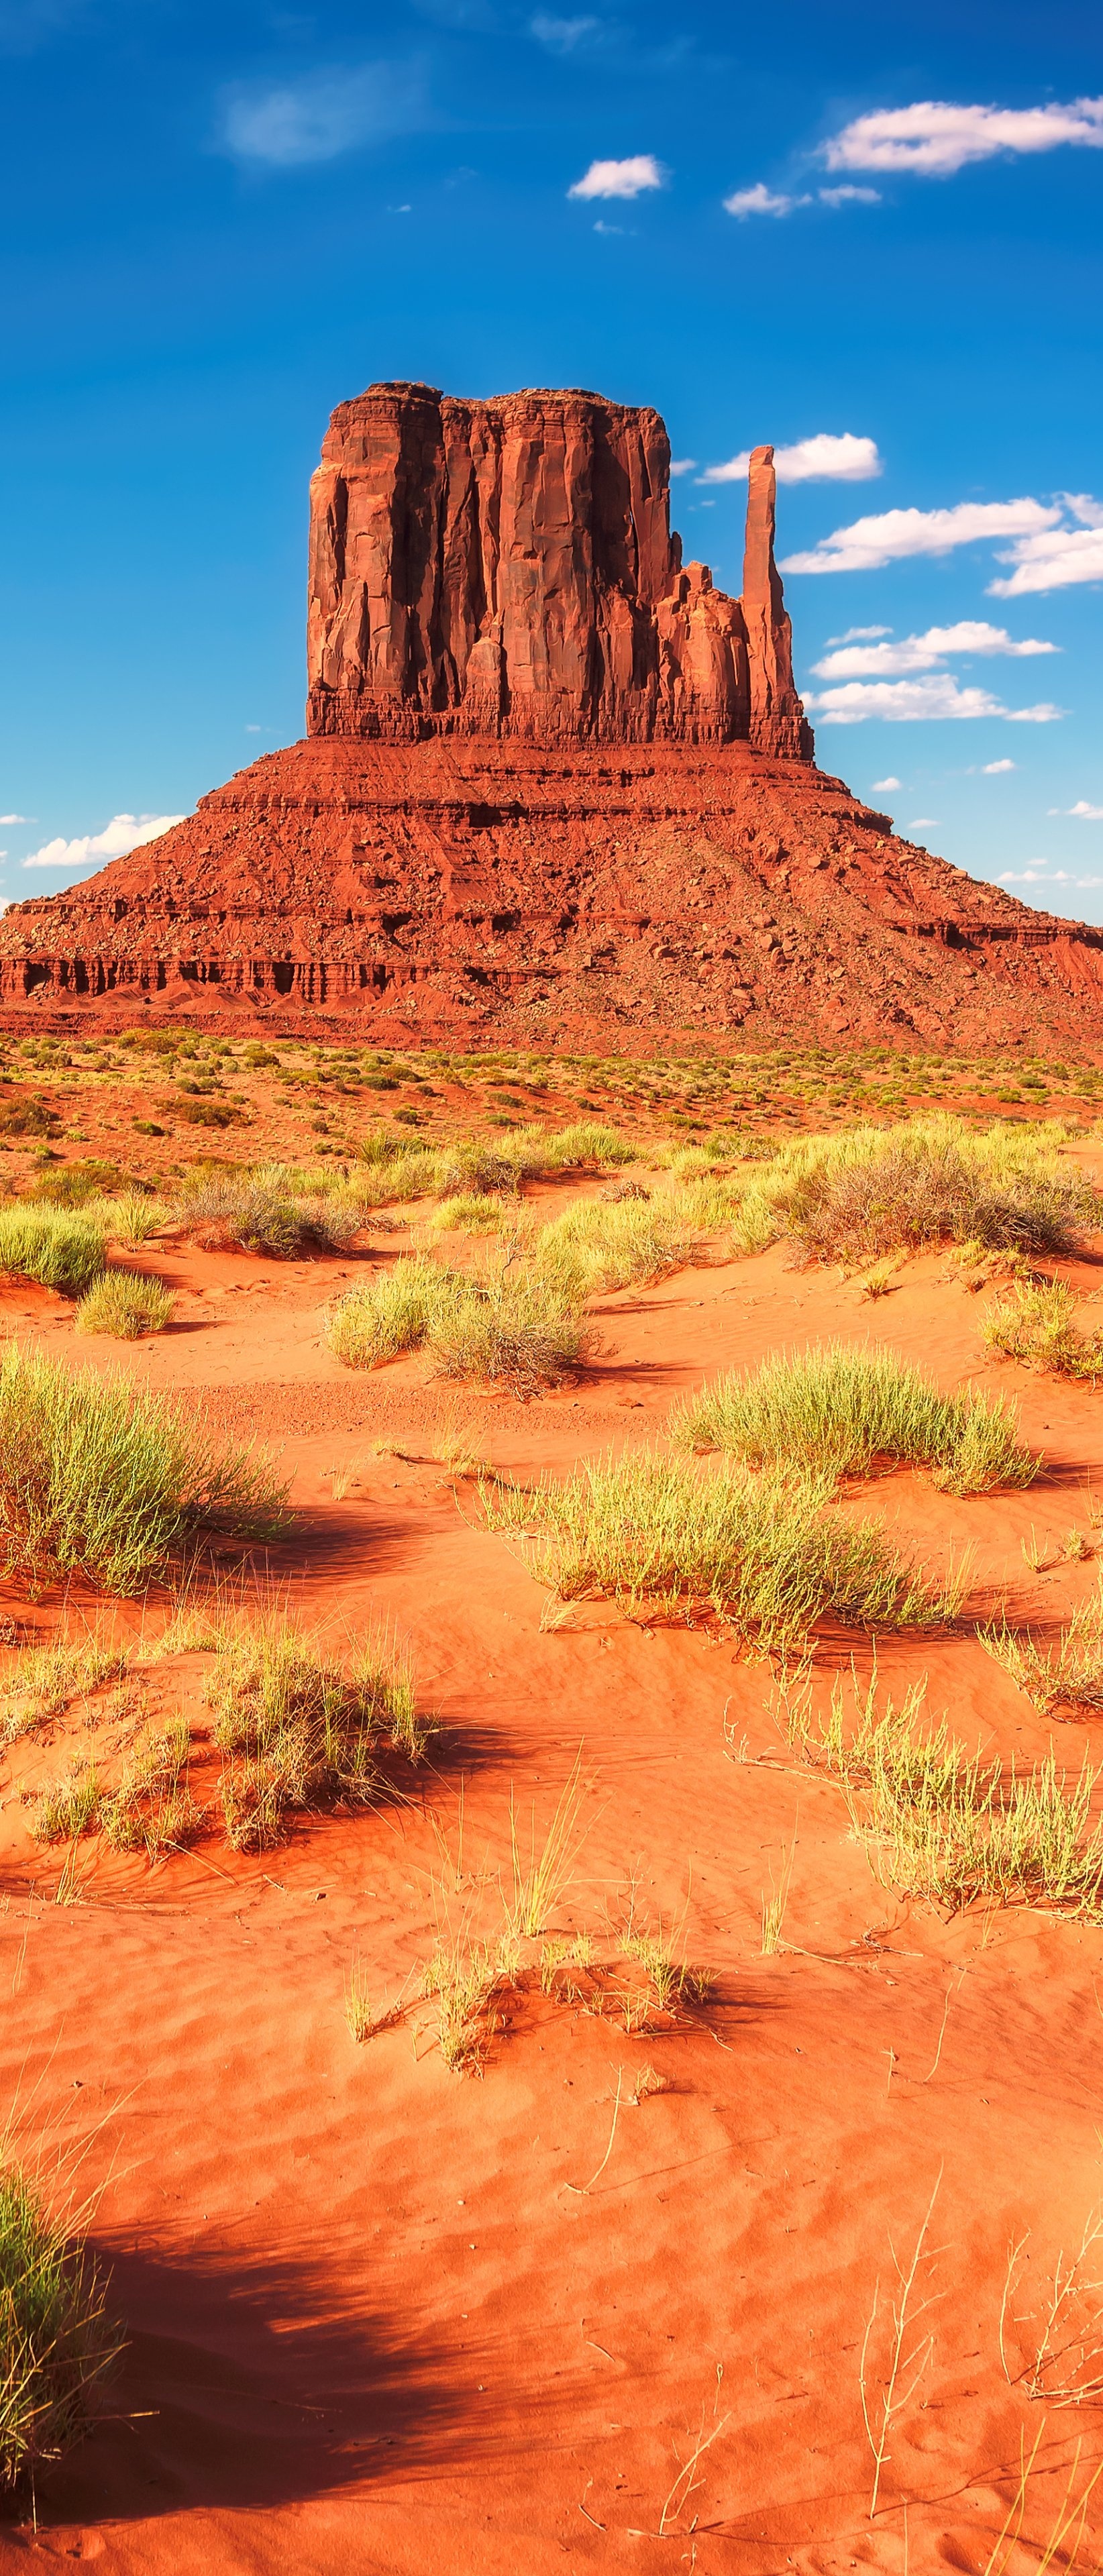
{"left": 0, "top": 813, "right": 28, "bottom": 825}
{"left": 803, "top": 674, "right": 1062, "bottom": 724}
{"left": 988, "top": 516, "right": 1103, "bottom": 597}
{"left": 701, "top": 433, "right": 882, "bottom": 488}
{"left": 531, "top": 12, "right": 598, "bottom": 48}
{"left": 22, "top": 812, "right": 185, "bottom": 871}
{"left": 872, "top": 775, "right": 900, "bottom": 790}
{"left": 1078, "top": 879, "right": 1103, "bottom": 889}
{"left": 221, "top": 60, "right": 423, "bottom": 166}
{"left": 1057, "top": 800, "right": 1103, "bottom": 819}
{"left": 910, "top": 817, "right": 940, "bottom": 828}
{"left": 568, "top": 154, "right": 664, "bottom": 200}
{"left": 669, "top": 458, "right": 697, "bottom": 477}
{"left": 811, "top": 619, "right": 1058, "bottom": 678}
{"left": 830, "top": 626, "right": 892, "bottom": 643}
{"left": 781, "top": 496, "right": 1059, "bottom": 576}
{"left": 818, "top": 184, "right": 881, "bottom": 205}
{"left": 1000, "top": 867, "right": 1071, "bottom": 885}
{"left": 723, "top": 182, "right": 810, "bottom": 218}
{"left": 982, "top": 759, "right": 1016, "bottom": 772}
{"left": 1060, "top": 493, "right": 1103, "bottom": 529}
{"left": 823, "top": 96, "right": 1103, "bottom": 180}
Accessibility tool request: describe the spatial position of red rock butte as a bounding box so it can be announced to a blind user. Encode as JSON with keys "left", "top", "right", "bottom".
{"left": 2, "top": 379, "right": 1101, "bottom": 1049}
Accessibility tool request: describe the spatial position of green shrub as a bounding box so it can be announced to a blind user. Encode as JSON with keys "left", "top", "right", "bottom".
{"left": 175, "top": 1167, "right": 359, "bottom": 1257}
{"left": 0, "top": 1207, "right": 106, "bottom": 1296}
{"left": 0, "top": 1347, "right": 288, "bottom": 1594}
{"left": 482, "top": 1449, "right": 959, "bottom": 1646}
{"left": 75, "top": 1271, "right": 176, "bottom": 1340}
{"left": 674, "top": 1342, "right": 1037, "bottom": 1496}
{"left": 981, "top": 1279, "right": 1103, "bottom": 1379}
{"left": 0, "top": 2163, "right": 119, "bottom": 2487}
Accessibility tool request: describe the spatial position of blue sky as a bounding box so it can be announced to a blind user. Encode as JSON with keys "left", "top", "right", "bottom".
{"left": 1, "top": 0, "right": 1101, "bottom": 918}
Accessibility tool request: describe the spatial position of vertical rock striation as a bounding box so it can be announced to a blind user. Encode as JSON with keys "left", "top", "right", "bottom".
{"left": 306, "top": 383, "right": 811, "bottom": 755}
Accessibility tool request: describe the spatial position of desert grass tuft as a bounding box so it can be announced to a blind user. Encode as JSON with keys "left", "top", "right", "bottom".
{"left": 673, "top": 1341, "right": 1036, "bottom": 1497}
{"left": 428, "top": 1273, "right": 586, "bottom": 1397}
{"left": 0, "top": 2160, "right": 119, "bottom": 2487}
{"left": 982, "top": 1591, "right": 1103, "bottom": 1715}
{"left": 0, "top": 1207, "right": 105, "bottom": 1297}
{"left": 777, "top": 1664, "right": 1103, "bottom": 1916}
{"left": 99, "top": 1717, "right": 203, "bottom": 1857}
{"left": 982, "top": 1278, "right": 1103, "bottom": 1379}
{"left": 75, "top": 1271, "right": 175, "bottom": 1340}
{"left": 209, "top": 1611, "right": 425, "bottom": 1849}
{"left": 0, "top": 1348, "right": 288, "bottom": 1595}
{"left": 0, "top": 1633, "right": 128, "bottom": 1740}
{"left": 325, "top": 1257, "right": 456, "bottom": 1368}
{"left": 481, "top": 1448, "right": 961, "bottom": 1646}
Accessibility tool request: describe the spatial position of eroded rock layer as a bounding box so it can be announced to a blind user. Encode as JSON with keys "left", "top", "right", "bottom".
{"left": 307, "top": 385, "right": 810, "bottom": 758}
{"left": 3, "top": 734, "right": 1102, "bottom": 1050}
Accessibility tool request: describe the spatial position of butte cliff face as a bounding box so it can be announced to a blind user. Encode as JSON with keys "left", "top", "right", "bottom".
{"left": 0, "top": 378, "right": 1100, "bottom": 1051}
{"left": 306, "top": 384, "right": 811, "bottom": 759}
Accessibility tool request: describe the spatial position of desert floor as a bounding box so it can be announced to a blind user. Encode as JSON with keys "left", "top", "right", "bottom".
{"left": 0, "top": 1037, "right": 1102, "bottom": 2572}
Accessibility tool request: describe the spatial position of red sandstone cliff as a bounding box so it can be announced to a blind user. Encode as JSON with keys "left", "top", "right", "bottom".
{"left": 0, "top": 378, "right": 1100, "bottom": 1051}
{"left": 306, "top": 385, "right": 810, "bottom": 758}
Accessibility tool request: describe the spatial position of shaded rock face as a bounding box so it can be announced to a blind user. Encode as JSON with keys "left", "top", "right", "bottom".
{"left": 307, "top": 385, "right": 812, "bottom": 758}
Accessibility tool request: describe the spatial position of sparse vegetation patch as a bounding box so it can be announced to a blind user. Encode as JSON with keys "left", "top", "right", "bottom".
{"left": 674, "top": 1342, "right": 1036, "bottom": 1495}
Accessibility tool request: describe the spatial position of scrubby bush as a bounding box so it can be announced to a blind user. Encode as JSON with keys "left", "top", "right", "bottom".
{"left": 0, "top": 2163, "right": 119, "bottom": 2487}
{"left": 981, "top": 1278, "right": 1103, "bottom": 1379}
{"left": 731, "top": 1117, "right": 1096, "bottom": 1266}
{"left": 429, "top": 1275, "right": 586, "bottom": 1397}
{"left": 328, "top": 1258, "right": 585, "bottom": 1393}
{"left": 0, "top": 1207, "right": 105, "bottom": 1296}
{"left": 674, "top": 1342, "right": 1037, "bottom": 1496}
{"left": 482, "top": 1449, "right": 959, "bottom": 1645}
{"left": 75, "top": 1271, "right": 176, "bottom": 1340}
{"left": 0, "top": 1347, "right": 288, "bottom": 1593}
{"left": 175, "top": 1167, "right": 359, "bottom": 1258}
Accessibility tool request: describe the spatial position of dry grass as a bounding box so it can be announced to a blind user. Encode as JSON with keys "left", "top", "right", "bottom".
{"left": 0, "top": 1207, "right": 106, "bottom": 1297}
{"left": 482, "top": 1449, "right": 962, "bottom": 1646}
{"left": 75, "top": 1271, "right": 175, "bottom": 1340}
{"left": 776, "top": 1664, "right": 1103, "bottom": 1916}
{"left": 982, "top": 1279, "right": 1103, "bottom": 1379}
{"left": 328, "top": 1260, "right": 586, "bottom": 1395}
{"left": 982, "top": 1591, "right": 1103, "bottom": 1715}
{"left": 674, "top": 1342, "right": 1036, "bottom": 1497}
{"left": 731, "top": 1117, "right": 1094, "bottom": 1266}
{"left": 175, "top": 1166, "right": 360, "bottom": 1258}
{"left": 0, "top": 1348, "right": 287, "bottom": 1595}
{"left": 208, "top": 1611, "right": 426, "bottom": 1850}
{"left": 0, "top": 2161, "right": 119, "bottom": 2488}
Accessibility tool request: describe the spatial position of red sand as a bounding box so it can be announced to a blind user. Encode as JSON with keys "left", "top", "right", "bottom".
{"left": 3, "top": 1214, "right": 1103, "bottom": 2570}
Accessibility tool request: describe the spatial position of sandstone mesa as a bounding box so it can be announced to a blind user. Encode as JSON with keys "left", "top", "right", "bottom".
{"left": 1, "top": 379, "right": 1100, "bottom": 1048}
